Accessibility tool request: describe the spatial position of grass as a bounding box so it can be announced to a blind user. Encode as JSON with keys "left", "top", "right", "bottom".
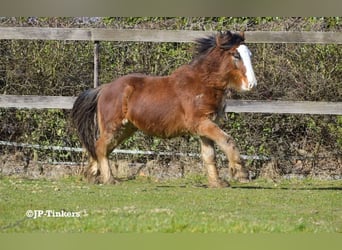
{"left": 0, "top": 175, "right": 341, "bottom": 233}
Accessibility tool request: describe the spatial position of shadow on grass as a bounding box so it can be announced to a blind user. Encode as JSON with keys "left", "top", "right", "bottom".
{"left": 231, "top": 185, "right": 342, "bottom": 191}
{"left": 155, "top": 183, "right": 342, "bottom": 191}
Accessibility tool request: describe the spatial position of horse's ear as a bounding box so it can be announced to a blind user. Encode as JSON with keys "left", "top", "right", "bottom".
{"left": 239, "top": 31, "right": 245, "bottom": 40}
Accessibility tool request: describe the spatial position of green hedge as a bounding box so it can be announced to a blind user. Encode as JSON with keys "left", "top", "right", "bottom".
{"left": 0, "top": 17, "right": 341, "bottom": 176}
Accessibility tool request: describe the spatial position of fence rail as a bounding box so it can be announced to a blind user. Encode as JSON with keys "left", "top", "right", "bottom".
{"left": 1, "top": 27, "right": 342, "bottom": 44}
{"left": 1, "top": 95, "right": 342, "bottom": 115}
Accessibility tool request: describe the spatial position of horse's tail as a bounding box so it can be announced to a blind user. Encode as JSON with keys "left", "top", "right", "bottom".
{"left": 71, "top": 88, "right": 101, "bottom": 160}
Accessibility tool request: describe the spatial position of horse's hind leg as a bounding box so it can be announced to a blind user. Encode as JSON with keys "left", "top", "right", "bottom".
{"left": 95, "top": 132, "right": 117, "bottom": 184}
{"left": 96, "top": 123, "right": 137, "bottom": 184}
{"left": 84, "top": 156, "right": 100, "bottom": 184}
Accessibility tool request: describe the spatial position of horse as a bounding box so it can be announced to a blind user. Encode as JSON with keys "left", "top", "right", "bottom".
{"left": 71, "top": 31, "right": 257, "bottom": 188}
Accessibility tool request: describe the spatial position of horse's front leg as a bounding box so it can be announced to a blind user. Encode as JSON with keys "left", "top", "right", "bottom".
{"left": 200, "top": 136, "right": 229, "bottom": 188}
{"left": 198, "top": 120, "right": 249, "bottom": 184}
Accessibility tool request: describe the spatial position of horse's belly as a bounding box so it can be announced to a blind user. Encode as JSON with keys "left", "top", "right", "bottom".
{"left": 127, "top": 100, "right": 187, "bottom": 138}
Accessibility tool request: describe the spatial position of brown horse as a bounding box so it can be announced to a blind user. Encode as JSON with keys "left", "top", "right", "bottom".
{"left": 71, "top": 31, "right": 257, "bottom": 188}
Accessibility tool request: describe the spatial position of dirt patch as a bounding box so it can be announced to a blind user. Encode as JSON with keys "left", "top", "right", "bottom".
{"left": 1, "top": 152, "right": 341, "bottom": 181}
{"left": 0, "top": 152, "right": 205, "bottom": 181}
{"left": 0, "top": 152, "right": 82, "bottom": 180}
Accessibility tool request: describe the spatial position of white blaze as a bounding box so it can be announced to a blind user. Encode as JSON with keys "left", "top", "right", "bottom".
{"left": 236, "top": 44, "right": 257, "bottom": 89}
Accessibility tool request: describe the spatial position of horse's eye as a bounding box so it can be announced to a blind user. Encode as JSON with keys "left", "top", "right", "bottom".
{"left": 233, "top": 52, "right": 241, "bottom": 60}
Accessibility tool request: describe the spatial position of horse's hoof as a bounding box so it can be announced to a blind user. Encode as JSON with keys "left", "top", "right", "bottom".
{"left": 85, "top": 173, "right": 100, "bottom": 184}
{"left": 234, "top": 172, "right": 250, "bottom": 183}
{"left": 229, "top": 164, "right": 250, "bottom": 183}
{"left": 88, "top": 177, "right": 100, "bottom": 184}
{"left": 237, "top": 177, "right": 250, "bottom": 183}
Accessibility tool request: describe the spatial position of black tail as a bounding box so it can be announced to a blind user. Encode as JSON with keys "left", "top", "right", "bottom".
{"left": 71, "top": 88, "right": 101, "bottom": 159}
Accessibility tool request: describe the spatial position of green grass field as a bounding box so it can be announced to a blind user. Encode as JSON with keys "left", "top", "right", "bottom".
{"left": 0, "top": 175, "right": 341, "bottom": 233}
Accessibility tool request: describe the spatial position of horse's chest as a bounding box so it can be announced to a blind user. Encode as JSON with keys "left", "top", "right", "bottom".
{"left": 193, "top": 92, "right": 223, "bottom": 115}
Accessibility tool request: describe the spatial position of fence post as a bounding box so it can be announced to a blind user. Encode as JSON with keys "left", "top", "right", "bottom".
{"left": 93, "top": 41, "right": 100, "bottom": 88}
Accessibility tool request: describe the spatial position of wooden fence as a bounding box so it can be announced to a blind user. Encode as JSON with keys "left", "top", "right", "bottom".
{"left": 0, "top": 27, "right": 341, "bottom": 115}
{"left": 1, "top": 95, "right": 341, "bottom": 115}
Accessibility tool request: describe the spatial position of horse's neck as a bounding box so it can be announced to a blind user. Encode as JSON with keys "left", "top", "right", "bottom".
{"left": 192, "top": 57, "right": 229, "bottom": 91}
{"left": 168, "top": 64, "right": 228, "bottom": 120}
{"left": 170, "top": 63, "right": 226, "bottom": 90}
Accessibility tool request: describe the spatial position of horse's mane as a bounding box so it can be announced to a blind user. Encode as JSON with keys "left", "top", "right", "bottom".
{"left": 194, "top": 31, "right": 245, "bottom": 57}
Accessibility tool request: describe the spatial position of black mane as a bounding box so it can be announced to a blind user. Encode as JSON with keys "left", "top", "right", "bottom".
{"left": 194, "top": 31, "right": 245, "bottom": 56}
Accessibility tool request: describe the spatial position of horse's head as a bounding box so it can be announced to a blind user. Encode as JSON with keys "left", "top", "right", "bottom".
{"left": 216, "top": 31, "right": 257, "bottom": 91}
{"left": 195, "top": 31, "right": 257, "bottom": 91}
